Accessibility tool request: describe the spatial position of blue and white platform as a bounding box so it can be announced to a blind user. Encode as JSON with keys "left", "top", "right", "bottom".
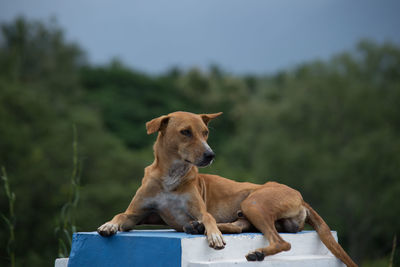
{"left": 55, "top": 230, "right": 345, "bottom": 267}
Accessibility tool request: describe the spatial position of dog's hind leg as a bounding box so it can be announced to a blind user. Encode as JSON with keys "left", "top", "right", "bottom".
{"left": 240, "top": 192, "right": 292, "bottom": 261}
{"left": 184, "top": 210, "right": 253, "bottom": 235}
{"left": 243, "top": 215, "right": 291, "bottom": 260}
{"left": 216, "top": 218, "right": 253, "bottom": 233}
{"left": 184, "top": 217, "right": 253, "bottom": 235}
{"left": 218, "top": 217, "right": 300, "bottom": 234}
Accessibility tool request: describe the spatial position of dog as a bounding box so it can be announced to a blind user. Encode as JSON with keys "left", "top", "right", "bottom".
{"left": 97, "top": 111, "right": 357, "bottom": 266}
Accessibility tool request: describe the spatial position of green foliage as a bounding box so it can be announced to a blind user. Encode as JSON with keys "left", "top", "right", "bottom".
{"left": 0, "top": 17, "right": 399, "bottom": 267}
{"left": 55, "top": 125, "right": 81, "bottom": 258}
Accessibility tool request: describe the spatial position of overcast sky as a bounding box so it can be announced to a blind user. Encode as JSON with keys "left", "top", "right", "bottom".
{"left": 1, "top": 0, "right": 399, "bottom": 74}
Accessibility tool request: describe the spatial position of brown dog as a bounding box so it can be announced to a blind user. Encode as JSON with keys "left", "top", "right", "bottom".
{"left": 97, "top": 111, "right": 357, "bottom": 266}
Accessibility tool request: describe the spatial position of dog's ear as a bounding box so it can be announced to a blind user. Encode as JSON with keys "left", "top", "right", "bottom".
{"left": 146, "top": 115, "right": 170, "bottom": 135}
{"left": 200, "top": 112, "right": 223, "bottom": 126}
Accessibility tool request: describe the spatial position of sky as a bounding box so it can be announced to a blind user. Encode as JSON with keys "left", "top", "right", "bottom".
{"left": 1, "top": 0, "right": 399, "bottom": 75}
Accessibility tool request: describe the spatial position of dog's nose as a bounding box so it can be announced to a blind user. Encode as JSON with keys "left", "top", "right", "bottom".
{"left": 203, "top": 151, "right": 215, "bottom": 162}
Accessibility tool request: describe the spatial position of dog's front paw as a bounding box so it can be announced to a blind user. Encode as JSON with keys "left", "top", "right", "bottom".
{"left": 183, "top": 221, "right": 205, "bottom": 235}
{"left": 206, "top": 229, "right": 225, "bottom": 250}
{"left": 97, "top": 222, "right": 119, "bottom": 237}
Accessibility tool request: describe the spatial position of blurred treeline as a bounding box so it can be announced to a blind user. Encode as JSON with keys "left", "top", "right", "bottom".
{"left": 0, "top": 17, "right": 399, "bottom": 267}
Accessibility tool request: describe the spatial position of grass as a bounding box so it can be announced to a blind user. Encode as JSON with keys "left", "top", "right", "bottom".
{"left": 389, "top": 234, "right": 397, "bottom": 267}
{"left": 1, "top": 166, "right": 16, "bottom": 267}
{"left": 362, "top": 235, "right": 398, "bottom": 267}
{"left": 55, "top": 125, "right": 82, "bottom": 258}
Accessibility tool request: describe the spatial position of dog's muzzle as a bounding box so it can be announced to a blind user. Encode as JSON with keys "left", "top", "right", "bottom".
{"left": 196, "top": 150, "right": 215, "bottom": 167}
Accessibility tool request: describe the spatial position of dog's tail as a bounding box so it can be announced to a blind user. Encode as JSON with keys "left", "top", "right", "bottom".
{"left": 303, "top": 202, "right": 358, "bottom": 267}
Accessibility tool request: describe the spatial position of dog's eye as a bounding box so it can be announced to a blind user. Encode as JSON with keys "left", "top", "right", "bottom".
{"left": 203, "top": 130, "right": 209, "bottom": 137}
{"left": 180, "top": 129, "right": 192, "bottom": 137}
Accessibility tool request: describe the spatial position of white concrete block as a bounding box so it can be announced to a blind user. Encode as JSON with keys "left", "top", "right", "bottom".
{"left": 54, "top": 258, "right": 68, "bottom": 267}
{"left": 181, "top": 231, "right": 341, "bottom": 266}
{"left": 188, "top": 255, "right": 343, "bottom": 267}
{"left": 58, "top": 230, "right": 346, "bottom": 267}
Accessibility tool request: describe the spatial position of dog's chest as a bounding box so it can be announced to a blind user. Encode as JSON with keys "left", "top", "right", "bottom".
{"left": 144, "top": 192, "right": 192, "bottom": 225}
{"left": 145, "top": 192, "right": 190, "bottom": 214}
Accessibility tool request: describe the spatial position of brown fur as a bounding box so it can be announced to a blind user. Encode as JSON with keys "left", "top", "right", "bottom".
{"left": 97, "top": 111, "right": 357, "bottom": 266}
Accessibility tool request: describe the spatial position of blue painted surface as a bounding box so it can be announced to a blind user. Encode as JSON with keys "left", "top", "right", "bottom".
{"left": 68, "top": 230, "right": 184, "bottom": 267}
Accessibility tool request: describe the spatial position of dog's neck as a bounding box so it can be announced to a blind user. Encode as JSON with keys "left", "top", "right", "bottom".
{"left": 152, "top": 135, "right": 197, "bottom": 191}
{"left": 163, "top": 160, "right": 192, "bottom": 191}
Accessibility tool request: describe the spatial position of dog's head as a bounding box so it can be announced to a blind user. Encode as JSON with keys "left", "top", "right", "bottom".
{"left": 146, "top": 111, "right": 222, "bottom": 167}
